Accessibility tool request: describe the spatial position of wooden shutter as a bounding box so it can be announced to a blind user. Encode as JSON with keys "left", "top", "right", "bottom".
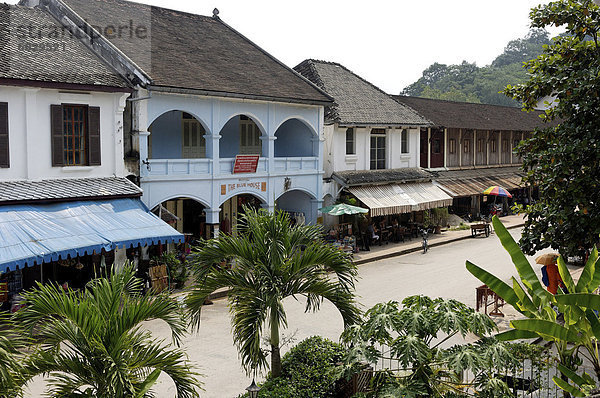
{"left": 51, "top": 105, "right": 64, "bottom": 167}
{"left": 88, "top": 106, "right": 101, "bottom": 166}
{"left": 0, "top": 102, "right": 8, "bottom": 168}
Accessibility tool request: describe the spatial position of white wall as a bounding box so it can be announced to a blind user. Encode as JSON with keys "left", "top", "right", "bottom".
{"left": 0, "top": 85, "right": 128, "bottom": 181}
{"left": 323, "top": 124, "right": 420, "bottom": 178}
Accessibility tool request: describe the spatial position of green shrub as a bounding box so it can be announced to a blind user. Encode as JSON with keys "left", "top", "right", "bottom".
{"left": 238, "top": 336, "right": 345, "bottom": 398}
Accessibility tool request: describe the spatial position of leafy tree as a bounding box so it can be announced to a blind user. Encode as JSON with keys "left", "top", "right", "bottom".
{"left": 13, "top": 265, "right": 201, "bottom": 398}
{"left": 504, "top": 0, "right": 600, "bottom": 259}
{"left": 238, "top": 336, "right": 345, "bottom": 398}
{"left": 339, "top": 296, "right": 515, "bottom": 397}
{"left": 186, "top": 207, "right": 360, "bottom": 378}
{"left": 467, "top": 216, "right": 600, "bottom": 396}
{"left": 403, "top": 29, "right": 551, "bottom": 106}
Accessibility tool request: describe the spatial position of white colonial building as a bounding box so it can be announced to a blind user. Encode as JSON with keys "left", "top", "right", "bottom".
{"left": 36, "top": 0, "right": 332, "bottom": 238}
{"left": 295, "top": 60, "right": 452, "bottom": 223}
{"left": 0, "top": 4, "right": 181, "bottom": 287}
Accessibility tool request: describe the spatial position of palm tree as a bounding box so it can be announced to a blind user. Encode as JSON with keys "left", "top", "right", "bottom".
{"left": 0, "top": 315, "right": 28, "bottom": 398}
{"left": 13, "top": 265, "right": 201, "bottom": 398}
{"left": 186, "top": 207, "right": 360, "bottom": 378}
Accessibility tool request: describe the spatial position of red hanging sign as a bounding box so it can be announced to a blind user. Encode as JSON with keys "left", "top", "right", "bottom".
{"left": 233, "top": 155, "right": 260, "bottom": 173}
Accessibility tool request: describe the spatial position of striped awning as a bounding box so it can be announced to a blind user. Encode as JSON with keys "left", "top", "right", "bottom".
{"left": 348, "top": 182, "right": 453, "bottom": 217}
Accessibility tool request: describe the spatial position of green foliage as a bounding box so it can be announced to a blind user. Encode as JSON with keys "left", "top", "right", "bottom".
{"left": 186, "top": 206, "right": 360, "bottom": 377}
{"left": 466, "top": 215, "right": 600, "bottom": 393}
{"left": 13, "top": 264, "right": 201, "bottom": 398}
{"left": 153, "top": 252, "right": 188, "bottom": 289}
{"left": 431, "top": 208, "right": 449, "bottom": 227}
{"left": 504, "top": 0, "right": 600, "bottom": 258}
{"left": 0, "top": 315, "right": 28, "bottom": 398}
{"left": 403, "top": 29, "right": 552, "bottom": 106}
{"left": 238, "top": 336, "right": 345, "bottom": 398}
{"left": 339, "top": 296, "right": 515, "bottom": 397}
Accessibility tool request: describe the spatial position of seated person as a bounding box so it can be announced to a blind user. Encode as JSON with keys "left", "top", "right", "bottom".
{"left": 367, "top": 223, "right": 379, "bottom": 243}
{"left": 324, "top": 229, "right": 337, "bottom": 243}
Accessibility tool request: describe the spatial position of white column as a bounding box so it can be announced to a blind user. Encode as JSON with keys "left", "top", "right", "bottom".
{"left": 309, "top": 199, "right": 323, "bottom": 225}
{"left": 459, "top": 129, "right": 463, "bottom": 167}
{"left": 473, "top": 130, "right": 477, "bottom": 167}
{"left": 443, "top": 128, "right": 448, "bottom": 169}
{"left": 138, "top": 131, "right": 150, "bottom": 177}
{"left": 261, "top": 135, "right": 276, "bottom": 174}
{"left": 114, "top": 94, "right": 128, "bottom": 176}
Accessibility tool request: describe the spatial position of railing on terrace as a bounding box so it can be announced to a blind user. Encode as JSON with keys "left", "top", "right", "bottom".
{"left": 370, "top": 343, "right": 599, "bottom": 398}
{"left": 143, "top": 157, "right": 319, "bottom": 177}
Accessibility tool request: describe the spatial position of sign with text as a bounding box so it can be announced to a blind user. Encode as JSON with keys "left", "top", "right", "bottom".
{"left": 220, "top": 181, "right": 267, "bottom": 196}
{"left": 233, "top": 155, "right": 260, "bottom": 174}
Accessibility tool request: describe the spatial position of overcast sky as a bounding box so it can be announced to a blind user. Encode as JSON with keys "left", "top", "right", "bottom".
{"left": 9, "top": 0, "right": 553, "bottom": 93}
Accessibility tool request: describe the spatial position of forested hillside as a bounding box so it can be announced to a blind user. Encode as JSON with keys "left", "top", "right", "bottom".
{"left": 402, "top": 29, "right": 552, "bottom": 106}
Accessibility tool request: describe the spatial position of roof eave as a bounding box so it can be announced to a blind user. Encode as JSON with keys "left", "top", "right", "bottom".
{"left": 149, "top": 85, "right": 332, "bottom": 106}
{"left": 0, "top": 78, "right": 132, "bottom": 93}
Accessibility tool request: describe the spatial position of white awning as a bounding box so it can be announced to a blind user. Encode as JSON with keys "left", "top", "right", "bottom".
{"left": 348, "top": 182, "right": 453, "bottom": 217}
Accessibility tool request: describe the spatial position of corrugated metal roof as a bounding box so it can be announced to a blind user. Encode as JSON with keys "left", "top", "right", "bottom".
{"left": 0, "top": 177, "right": 142, "bottom": 204}
{"left": 0, "top": 198, "right": 183, "bottom": 272}
{"left": 431, "top": 167, "right": 525, "bottom": 197}
{"left": 349, "top": 182, "right": 453, "bottom": 217}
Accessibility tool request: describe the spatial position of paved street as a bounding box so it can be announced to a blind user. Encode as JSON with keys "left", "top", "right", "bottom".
{"left": 25, "top": 227, "right": 558, "bottom": 398}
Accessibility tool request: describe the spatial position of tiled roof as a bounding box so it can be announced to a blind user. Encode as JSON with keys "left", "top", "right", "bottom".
{"left": 294, "top": 59, "right": 430, "bottom": 126}
{"left": 0, "top": 4, "right": 127, "bottom": 88}
{"left": 0, "top": 177, "right": 142, "bottom": 204}
{"left": 393, "top": 96, "right": 548, "bottom": 131}
{"left": 60, "top": 0, "right": 331, "bottom": 104}
{"left": 333, "top": 168, "right": 432, "bottom": 187}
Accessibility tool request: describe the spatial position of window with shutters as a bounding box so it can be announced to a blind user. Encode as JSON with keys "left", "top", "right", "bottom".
{"left": 370, "top": 129, "right": 386, "bottom": 170}
{"left": 239, "top": 116, "right": 261, "bottom": 155}
{"left": 346, "top": 128, "right": 355, "bottom": 155}
{"left": 0, "top": 102, "right": 8, "bottom": 168}
{"left": 401, "top": 129, "right": 409, "bottom": 154}
{"left": 63, "top": 105, "right": 87, "bottom": 166}
{"left": 182, "top": 113, "right": 206, "bottom": 158}
{"left": 449, "top": 138, "right": 456, "bottom": 154}
{"left": 51, "top": 104, "right": 101, "bottom": 167}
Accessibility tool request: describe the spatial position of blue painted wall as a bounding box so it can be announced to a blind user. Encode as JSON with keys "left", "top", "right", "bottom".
{"left": 219, "top": 116, "right": 240, "bottom": 158}
{"left": 149, "top": 111, "right": 182, "bottom": 159}
{"left": 275, "top": 119, "right": 314, "bottom": 157}
{"left": 276, "top": 190, "right": 313, "bottom": 224}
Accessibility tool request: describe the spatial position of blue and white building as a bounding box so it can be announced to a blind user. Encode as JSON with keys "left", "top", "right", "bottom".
{"left": 37, "top": 0, "right": 333, "bottom": 236}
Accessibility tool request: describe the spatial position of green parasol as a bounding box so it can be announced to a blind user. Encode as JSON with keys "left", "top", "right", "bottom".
{"left": 319, "top": 203, "right": 369, "bottom": 216}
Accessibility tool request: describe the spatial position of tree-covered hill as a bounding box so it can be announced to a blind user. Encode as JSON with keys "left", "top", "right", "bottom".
{"left": 402, "top": 29, "right": 553, "bottom": 106}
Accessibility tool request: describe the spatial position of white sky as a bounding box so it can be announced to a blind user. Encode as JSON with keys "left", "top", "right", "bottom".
{"left": 8, "top": 0, "right": 553, "bottom": 93}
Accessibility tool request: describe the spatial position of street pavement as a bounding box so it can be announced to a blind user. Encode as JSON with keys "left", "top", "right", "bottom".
{"left": 25, "top": 227, "right": 562, "bottom": 398}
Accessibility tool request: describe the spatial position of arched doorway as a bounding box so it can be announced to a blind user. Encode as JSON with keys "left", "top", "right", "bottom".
{"left": 276, "top": 190, "right": 315, "bottom": 225}
{"left": 219, "top": 115, "right": 264, "bottom": 158}
{"left": 220, "top": 193, "right": 265, "bottom": 235}
{"left": 152, "top": 197, "right": 207, "bottom": 239}
{"left": 148, "top": 111, "right": 207, "bottom": 159}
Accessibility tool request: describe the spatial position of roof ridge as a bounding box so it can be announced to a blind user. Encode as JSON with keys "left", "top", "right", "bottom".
{"left": 312, "top": 60, "right": 431, "bottom": 124}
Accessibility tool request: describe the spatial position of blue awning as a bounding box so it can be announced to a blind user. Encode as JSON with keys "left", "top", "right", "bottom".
{"left": 0, "top": 198, "right": 184, "bottom": 273}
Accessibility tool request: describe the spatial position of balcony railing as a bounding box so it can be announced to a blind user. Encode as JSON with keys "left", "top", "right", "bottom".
{"left": 143, "top": 157, "right": 318, "bottom": 178}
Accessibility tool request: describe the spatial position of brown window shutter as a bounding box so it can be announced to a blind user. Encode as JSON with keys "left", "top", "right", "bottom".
{"left": 0, "top": 102, "right": 8, "bottom": 168}
{"left": 51, "top": 105, "right": 64, "bottom": 167}
{"left": 88, "top": 106, "right": 101, "bottom": 166}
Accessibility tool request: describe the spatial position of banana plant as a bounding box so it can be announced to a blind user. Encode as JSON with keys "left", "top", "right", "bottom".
{"left": 466, "top": 216, "right": 600, "bottom": 394}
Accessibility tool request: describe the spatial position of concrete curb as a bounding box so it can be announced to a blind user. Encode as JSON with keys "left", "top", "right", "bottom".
{"left": 206, "top": 223, "right": 525, "bottom": 300}
{"left": 353, "top": 223, "right": 525, "bottom": 266}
